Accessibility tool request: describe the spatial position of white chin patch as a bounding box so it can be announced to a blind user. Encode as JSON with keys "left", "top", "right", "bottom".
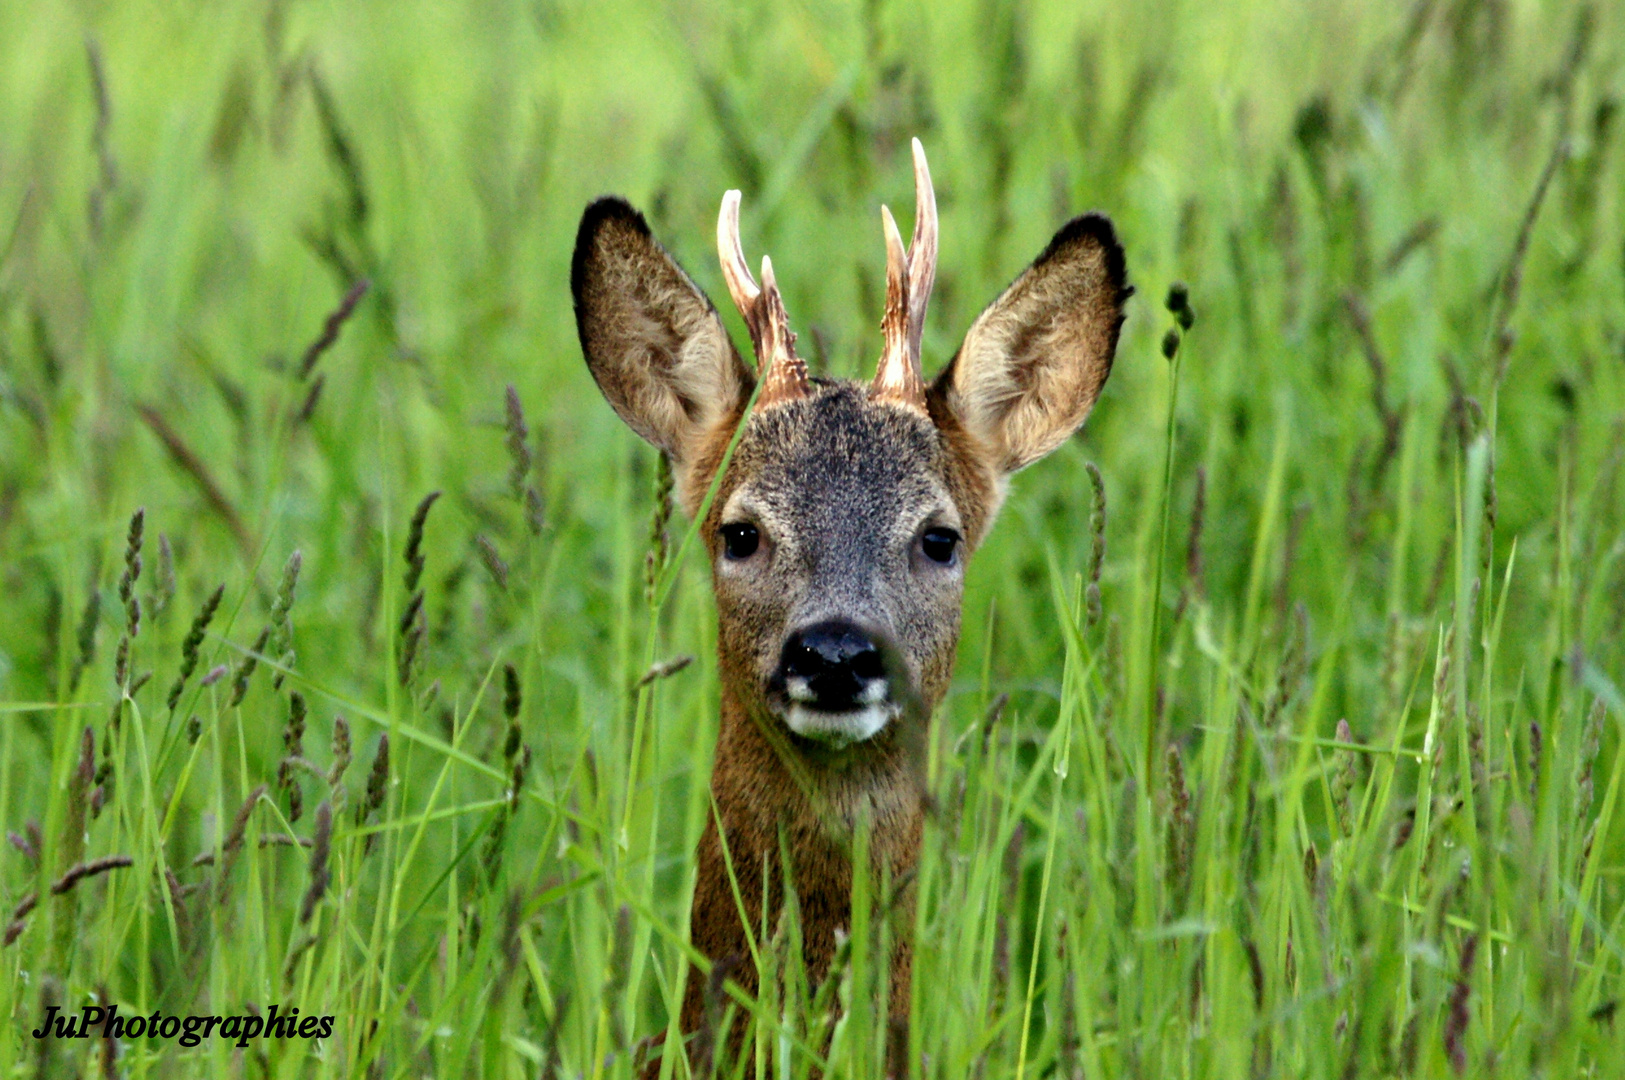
{"left": 785, "top": 703, "right": 895, "bottom": 749}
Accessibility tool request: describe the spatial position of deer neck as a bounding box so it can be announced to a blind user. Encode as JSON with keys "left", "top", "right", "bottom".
{"left": 709, "top": 680, "right": 924, "bottom": 872}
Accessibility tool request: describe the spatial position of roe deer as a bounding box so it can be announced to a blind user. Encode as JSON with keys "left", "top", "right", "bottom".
{"left": 572, "top": 140, "right": 1128, "bottom": 1074}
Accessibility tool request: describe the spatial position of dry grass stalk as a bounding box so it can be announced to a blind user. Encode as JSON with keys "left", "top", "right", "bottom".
{"left": 636, "top": 654, "right": 693, "bottom": 688}
{"left": 298, "top": 279, "right": 369, "bottom": 379}
{"left": 134, "top": 403, "right": 254, "bottom": 556}
{"left": 1342, "top": 294, "right": 1404, "bottom": 484}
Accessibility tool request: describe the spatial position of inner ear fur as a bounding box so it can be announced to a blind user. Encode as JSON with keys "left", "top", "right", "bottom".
{"left": 930, "top": 213, "right": 1130, "bottom": 475}
{"left": 572, "top": 197, "right": 754, "bottom": 465}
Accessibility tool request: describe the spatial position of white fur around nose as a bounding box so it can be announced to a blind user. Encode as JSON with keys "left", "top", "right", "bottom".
{"left": 786, "top": 699, "right": 895, "bottom": 749}
{"left": 785, "top": 677, "right": 889, "bottom": 706}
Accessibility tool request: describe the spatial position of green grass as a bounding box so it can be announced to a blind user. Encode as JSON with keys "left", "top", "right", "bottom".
{"left": 1, "top": 0, "right": 1624, "bottom": 1076}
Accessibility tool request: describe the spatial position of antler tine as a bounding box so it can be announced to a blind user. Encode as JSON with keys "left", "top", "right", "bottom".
{"left": 872, "top": 203, "right": 925, "bottom": 411}
{"left": 905, "top": 138, "right": 937, "bottom": 364}
{"left": 717, "top": 190, "right": 760, "bottom": 318}
{"left": 756, "top": 255, "right": 810, "bottom": 407}
{"left": 717, "top": 190, "right": 809, "bottom": 407}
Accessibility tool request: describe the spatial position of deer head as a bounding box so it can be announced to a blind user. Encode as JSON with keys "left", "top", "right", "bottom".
{"left": 574, "top": 141, "right": 1127, "bottom": 758}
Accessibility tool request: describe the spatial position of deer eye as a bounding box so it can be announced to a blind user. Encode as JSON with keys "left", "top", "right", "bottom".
{"left": 720, "top": 523, "right": 760, "bottom": 560}
{"left": 920, "top": 527, "right": 960, "bottom": 565}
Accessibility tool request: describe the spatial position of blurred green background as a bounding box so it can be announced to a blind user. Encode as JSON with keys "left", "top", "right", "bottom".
{"left": 1, "top": 0, "right": 1623, "bottom": 1076}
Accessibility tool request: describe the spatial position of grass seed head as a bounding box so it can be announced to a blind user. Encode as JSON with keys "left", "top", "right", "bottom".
{"left": 398, "top": 607, "right": 425, "bottom": 688}
{"left": 1165, "top": 745, "right": 1194, "bottom": 898}
{"left": 484, "top": 723, "right": 532, "bottom": 881}
{"left": 504, "top": 384, "right": 532, "bottom": 501}
{"left": 1528, "top": 720, "right": 1543, "bottom": 800}
{"left": 229, "top": 627, "right": 269, "bottom": 707}
{"left": 69, "top": 587, "right": 102, "bottom": 693}
{"left": 168, "top": 583, "right": 224, "bottom": 710}
{"left": 1264, "top": 607, "right": 1308, "bottom": 730}
{"left": 1186, "top": 466, "right": 1208, "bottom": 601}
{"left": 1430, "top": 624, "right": 1456, "bottom": 757}
{"left": 397, "top": 590, "right": 424, "bottom": 637}
{"left": 150, "top": 533, "right": 174, "bottom": 618}
{"left": 92, "top": 716, "right": 115, "bottom": 816}
{"left": 328, "top": 715, "right": 352, "bottom": 788}
{"left": 64, "top": 727, "right": 95, "bottom": 851}
{"left": 404, "top": 490, "right": 441, "bottom": 594}
{"left": 643, "top": 452, "right": 674, "bottom": 603}
{"left": 1166, "top": 281, "right": 1194, "bottom": 329}
{"left": 363, "top": 734, "right": 390, "bottom": 815}
{"left": 117, "top": 507, "right": 144, "bottom": 605}
{"left": 1332, "top": 718, "right": 1358, "bottom": 836}
{"left": 219, "top": 786, "right": 264, "bottom": 859}
{"left": 7, "top": 828, "right": 39, "bottom": 865}
{"left": 1084, "top": 461, "right": 1107, "bottom": 626}
{"left": 525, "top": 486, "right": 546, "bottom": 536}
{"left": 298, "top": 800, "right": 332, "bottom": 924}
{"left": 1444, "top": 934, "right": 1479, "bottom": 1073}
{"left": 1161, "top": 327, "right": 1181, "bottom": 360}
{"left": 359, "top": 733, "right": 390, "bottom": 855}
{"left": 215, "top": 784, "right": 267, "bottom": 904}
{"left": 279, "top": 692, "right": 309, "bottom": 820}
{"left": 3, "top": 892, "right": 38, "bottom": 946}
{"left": 268, "top": 549, "right": 302, "bottom": 687}
{"left": 1577, "top": 697, "right": 1603, "bottom": 821}
{"left": 398, "top": 587, "right": 427, "bottom": 687}
{"left": 502, "top": 662, "right": 521, "bottom": 721}
{"left": 474, "top": 534, "right": 509, "bottom": 591}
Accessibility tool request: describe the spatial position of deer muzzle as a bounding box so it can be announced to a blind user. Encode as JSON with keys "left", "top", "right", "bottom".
{"left": 771, "top": 620, "right": 900, "bottom": 748}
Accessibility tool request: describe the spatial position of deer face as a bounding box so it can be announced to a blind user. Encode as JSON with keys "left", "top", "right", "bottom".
{"left": 706, "top": 384, "right": 969, "bottom": 748}
{"left": 573, "top": 141, "right": 1128, "bottom": 753}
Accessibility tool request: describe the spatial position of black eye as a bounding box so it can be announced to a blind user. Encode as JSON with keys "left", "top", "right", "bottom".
{"left": 720, "top": 523, "right": 760, "bottom": 560}
{"left": 921, "top": 527, "right": 960, "bottom": 565}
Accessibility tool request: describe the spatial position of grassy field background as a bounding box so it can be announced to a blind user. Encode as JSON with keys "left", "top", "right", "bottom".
{"left": 2, "top": 0, "right": 1624, "bottom": 1076}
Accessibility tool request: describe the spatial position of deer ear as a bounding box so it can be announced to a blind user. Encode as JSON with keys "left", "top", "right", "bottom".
{"left": 930, "top": 213, "right": 1130, "bottom": 475}
{"left": 572, "top": 198, "right": 753, "bottom": 464}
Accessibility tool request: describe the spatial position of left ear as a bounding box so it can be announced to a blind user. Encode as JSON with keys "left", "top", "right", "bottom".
{"left": 930, "top": 213, "right": 1130, "bottom": 475}
{"left": 571, "top": 197, "right": 753, "bottom": 467}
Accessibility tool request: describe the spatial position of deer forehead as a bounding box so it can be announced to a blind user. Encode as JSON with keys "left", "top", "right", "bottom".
{"left": 714, "top": 385, "right": 961, "bottom": 540}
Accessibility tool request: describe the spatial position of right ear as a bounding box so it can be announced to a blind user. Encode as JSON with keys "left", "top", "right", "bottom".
{"left": 930, "top": 213, "right": 1130, "bottom": 476}
{"left": 571, "top": 198, "right": 753, "bottom": 466}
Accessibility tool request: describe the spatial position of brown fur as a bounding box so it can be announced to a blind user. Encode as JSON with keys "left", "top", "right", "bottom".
{"left": 572, "top": 194, "right": 1129, "bottom": 1076}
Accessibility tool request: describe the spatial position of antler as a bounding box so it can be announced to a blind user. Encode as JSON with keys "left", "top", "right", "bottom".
{"left": 718, "top": 190, "right": 810, "bottom": 408}
{"left": 871, "top": 138, "right": 937, "bottom": 413}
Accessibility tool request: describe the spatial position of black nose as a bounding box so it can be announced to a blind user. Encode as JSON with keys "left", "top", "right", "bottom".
{"left": 779, "top": 621, "right": 887, "bottom": 709}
